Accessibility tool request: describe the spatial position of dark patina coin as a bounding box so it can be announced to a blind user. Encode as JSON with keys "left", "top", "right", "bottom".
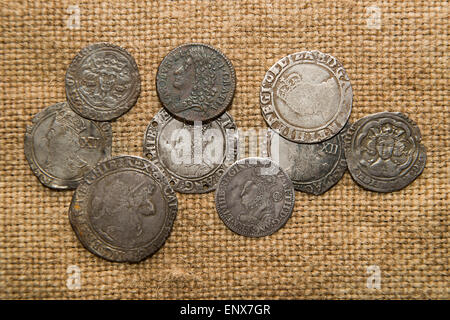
{"left": 156, "top": 43, "right": 236, "bottom": 122}
{"left": 267, "top": 124, "right": 349, "bottom": 195}
{"left": 24, "top": 102, "right": 112, "bottom": 189}
{"left": 344, "top": 112, "right": 426, "bottom": 192}
{"left": 69, "top": 156, "right": 178, "bottom": 262}
{"left": 65, "top": 42, "right": 141, "bottom": 121}
{"left": 143, "top": 108, "right": 238, "bottom": 193}
{"left": 215, "top": 157, "right": 295, "bottom": 237}
{"left": 260, "top": 50, "right": 352, "bottom": 143}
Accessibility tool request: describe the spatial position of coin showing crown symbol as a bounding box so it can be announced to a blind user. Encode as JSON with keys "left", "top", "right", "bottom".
{"left": 24, "top": 102, "right": 112, "bottom": 189}
{"left": 260, "top": 50, "right": 352, "bottom": 143}
{"left": 65, "top": 43, "right": 141, "bottom": 121}
{"left": 54, "top": 109, "right": 87, "bottom": 134}
{"left": 344, "top": 112, "right": 426, "bottom": 192}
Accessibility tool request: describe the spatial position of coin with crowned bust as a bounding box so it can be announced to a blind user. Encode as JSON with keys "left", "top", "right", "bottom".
{"left": 260, "top": 50, "right": 352, "bottom": 143}
{"left": 156, "top": 43, "right": 236, "bottom": 122}
{"left": 267, "top": 124, "right": 348, "bottom": 195}
{"left": 344, "top": 112, "right": 426, "bottom": 192}
{"left": 65, "top": 43, "right": 141, "bottom": 121}
{"left": 24, "top": 102, "right": 112, "bottom": 189}
{"left": 215, "top": 157, "right": 295, "bottom": 237}
{"left": 143, "top": 108, "right": 238, "bottom": 193}
{"left": 69, "top": 156, "right": 178, "bottom": 262}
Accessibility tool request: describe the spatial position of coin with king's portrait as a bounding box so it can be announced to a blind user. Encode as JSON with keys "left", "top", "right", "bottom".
{"left": 267, "top": 124, "right": 348, "bottom": 195}
{"left": 260, "top": 50, "right": 352, "bottom": 143}
{"left": 156, "top": 43, "right": 236, "bottom": 122}
{"left": 215, "top": 158, "right": 295, "bottom": 237}
{"left": 344, "top": 112, "right": 426, "bottom": 192}
{"left": 69, "top": 156, "right": 178, "bottom": 262}
{"left": 65, "top": 43, "right": 141, "bottom": 121}
{"left": 143, "top": 108, "right": 238, "bottom": 193}
{"left": 24, "top": 102, "right": 112, "bottom": 189}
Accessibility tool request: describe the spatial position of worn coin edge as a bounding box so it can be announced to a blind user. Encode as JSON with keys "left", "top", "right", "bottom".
{"left": 68, "top": 155, "right": 178, "bottom": 262}
{"left": 65, "top": 42, "right": 141, "bottom": 121}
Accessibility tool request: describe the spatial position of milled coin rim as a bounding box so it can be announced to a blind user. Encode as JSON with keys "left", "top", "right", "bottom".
{"left": 214, "top": 157, "right": 295, "bottom": 237}
{"left": 343, "top": 112, "right": 427, "bottom": 192}
{"left": 155, "top": 42, "right": 236, "bottom": 122}
{"left": 68, "top": 155, "right": 178, "bottom": 262}
{"left": 260, "top": 50, "right": 353, "bottom": 143}
{"left": 143, "top": 108, "right": 239, "bottom": 194}
{"left": 65, "top": 42, "right": 141, "bottom": 121}
{"left": 24, "top": 102, "right": 112, "bottom": 190}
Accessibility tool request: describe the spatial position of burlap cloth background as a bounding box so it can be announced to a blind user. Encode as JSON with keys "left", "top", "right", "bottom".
{"left": 0, "top": 0, "right": 448, "bottom": 299}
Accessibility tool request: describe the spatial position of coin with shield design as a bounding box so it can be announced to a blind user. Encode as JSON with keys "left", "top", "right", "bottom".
{"left": 143, "top": 108, "right": 238, "bottom": 193}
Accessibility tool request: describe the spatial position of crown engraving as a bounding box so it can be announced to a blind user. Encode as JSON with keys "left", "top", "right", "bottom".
{"left": 54, "top": 109, "right": 87, "bottom": 134}
{"left": 277, "top": 72, "right": 302, "bottom": 103}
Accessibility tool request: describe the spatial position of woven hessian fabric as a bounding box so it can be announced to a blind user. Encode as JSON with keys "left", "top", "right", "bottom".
{"left": 0, "top": 0, "right": 448, "bottom": 299}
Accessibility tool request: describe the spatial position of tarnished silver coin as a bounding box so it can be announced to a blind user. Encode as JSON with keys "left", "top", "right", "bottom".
{"left": 215, "top": 157, "right": 295, "bottom": 237}
{"left": 260, "top": 50, "right": 352, "bottom": 143}
{"left": 344, "top": 112, "right": 426, "bottom": 192}
{"left": 24, "top": 102, "right": 112, "bottom": 190}
{"left": 156, "top": 43, "right": 236, "bottom": 122}
{"left": 69, "top": 156, "right": 178, "bottom": 262}
{"left": 267, "top": 124, "right": 349, "bottom": 195}
{"left": 143, "top": 108, "right": 238, "bottom": 193}
{"left": 65, "top": 42, "right": 141, "bottom": 121}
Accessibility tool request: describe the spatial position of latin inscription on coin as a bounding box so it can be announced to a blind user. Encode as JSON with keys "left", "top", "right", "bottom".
{"left": 260, "top": 50, "right": 352, "bottom": 143}
{"left": 65, "top": 43, "right": 141, "bottom": 121}
{"left": 156, "top": 43, "right": 236, "bottom": 122}
{"left": 215, "top": 158, "right": 295, "bottom": 237}
{"left": 24, "top": 102, "right": 112, "bottom": 189}
{"left": 267, "top": 125, "right": 348, "bottom": 195}
{"left": 69, "top": 156, "right": 178, "bottom": 262}
{"left": 143, "top": 108, "right": 238, "bottom": 193}
{"left": 344, "top": 112, "right": 426, "bottom": 192}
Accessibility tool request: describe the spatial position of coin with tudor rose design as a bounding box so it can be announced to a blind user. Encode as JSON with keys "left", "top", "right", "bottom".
{"left": 267, "top": 124, "right": 349, "bottom": 195}
{"left": 156, "top": 43, "right": 236, "bottom": 122}
{"left": 260, "top": 50, "right": 352, "bottom": 143}
{"left": 143, "top": 108, "right": 238, "bottom": 193}
{"left": 344, "top": 112, "right": 426, "bottom": 192}
{"left": 215, "top": 157, "right": 295, "bottom": 237}
{"left": 69, "top": 156, "right": 178, "bottom": 262}
{"left": 65, "top": 43, "right": 141, "bottom": 121}
{"left": 24, "top": 102, "right": 112, "bottom": 189}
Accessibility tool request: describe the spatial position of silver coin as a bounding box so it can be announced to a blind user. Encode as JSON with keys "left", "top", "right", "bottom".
{"left": 65, "top": 42, "right": 141, "bottom": 121}
{"left": 143, "top": 108, "right": 238, "bottom": 193}
{"left": 260, "top": 50, "right": 352, "bottom": 143}
{"left": 267, "top": 124, "right": 348, "bottom": 195}
{"left": 344, "top": 112, "right": 426, "bottom": 192}
{"left": 69, "top": 155, "right": 178, "bottom": 262}
{"left": 156, "top": 43, "right": 236, "bottom": 122}
{"left": 215, "top": 157, "right": 295, "bottom": 237}
{"left": 24, "top": 102, "right": 112, "bottom": 190}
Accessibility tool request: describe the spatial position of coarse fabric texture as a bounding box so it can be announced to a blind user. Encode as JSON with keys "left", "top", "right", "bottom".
{"left": 0, "top": 0, "right": 448, "bottom": 299}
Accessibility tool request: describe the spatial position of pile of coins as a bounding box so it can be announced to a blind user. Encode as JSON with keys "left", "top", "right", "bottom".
{"left": 25, "top": 43, "right": 426, "bottom": 263}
